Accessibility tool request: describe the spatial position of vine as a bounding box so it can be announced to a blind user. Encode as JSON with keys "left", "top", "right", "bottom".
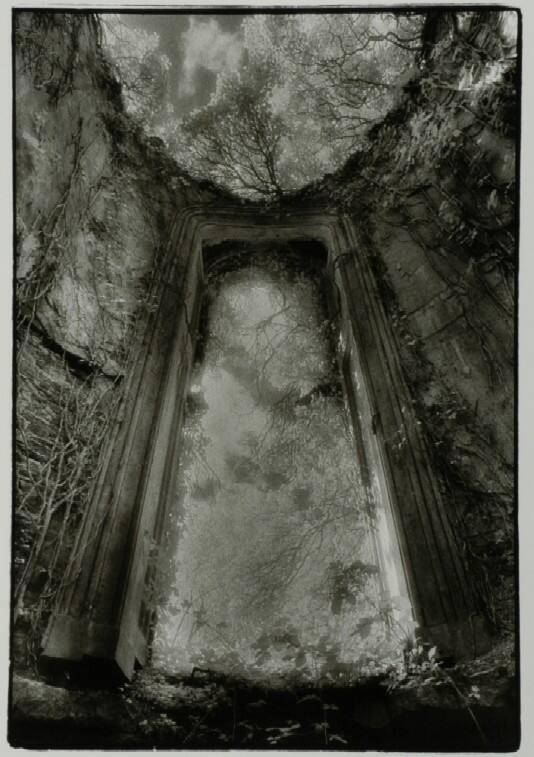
{"left": 14, "top": 11, "right": 177, "bottom": 670}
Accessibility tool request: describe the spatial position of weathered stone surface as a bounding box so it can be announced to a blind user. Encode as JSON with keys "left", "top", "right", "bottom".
{"left": 11, "top": 674, "right": 133, "bottom": 728}
{"left": 14, "top": 13, "right": 238, "bottom": 665}
{"left": 15, "top": 13, "right": 228, "bottom": 373}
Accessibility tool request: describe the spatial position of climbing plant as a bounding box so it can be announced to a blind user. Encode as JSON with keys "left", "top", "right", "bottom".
{"left": 14, "top": 11, "right": 176, "bottom": 667}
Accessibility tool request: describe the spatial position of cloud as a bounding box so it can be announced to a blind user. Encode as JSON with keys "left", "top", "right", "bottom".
{"left": 179, "top": 18, "right": 243, "bottom": 99}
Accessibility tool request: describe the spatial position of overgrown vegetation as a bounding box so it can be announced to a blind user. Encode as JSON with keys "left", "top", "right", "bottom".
{"left": 14, "top": 11, "right": 178, "bottom": 667}
{"left": 317, "top": 10, "right": 517, "bottom": 636}
{"left": 101, "top": 10, "right": 516, "bottom": 203}
{"left": 14, "top": 337, "right": 121, "bottom": 661}
{"left": 108, "top": 634, "right": 514, "bottom": 748}
{"left": 99, "top": 12, "right": 426, "bottom": 197}
{"left": 149, "top": 251, "right": 415, "bottom": 686}
{"left": 15, "top": 13, "right": 101, "bottom": 104}
{"left": 13, "top": 10, "right": 518, "bottom": 734}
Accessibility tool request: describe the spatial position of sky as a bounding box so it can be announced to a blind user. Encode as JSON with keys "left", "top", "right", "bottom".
{"left": 116, "top": 12, "right": 246, "bottom": 113}
{"left": 112, "top": 8, "right": 519, "bottom": 120}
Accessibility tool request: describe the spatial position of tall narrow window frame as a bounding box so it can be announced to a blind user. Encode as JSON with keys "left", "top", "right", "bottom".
{"left": 40, "top": 209, "right": 489, "bottom": 681}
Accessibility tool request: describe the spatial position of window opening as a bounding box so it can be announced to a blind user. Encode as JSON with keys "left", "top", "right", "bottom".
{"left": 150, "top": 245, "right": 413, "bottom": 684}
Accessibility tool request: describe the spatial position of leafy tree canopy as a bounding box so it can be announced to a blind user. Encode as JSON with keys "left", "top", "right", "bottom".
{"left": 101, "top": 11, "right": 517, "bottom": 197}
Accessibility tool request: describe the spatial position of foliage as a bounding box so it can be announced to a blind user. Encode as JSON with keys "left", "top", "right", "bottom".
{"left": 176, "top": 63, "right": 286, "bottom": 198}
{"left": 14, "top": 11, "right": 178, "bottom": 667}
{"left": 114, "top": 639, "right": 515, "bottom": 747}
{"left": 14, "top": 335, "right": 122, "bottom": 662}
{"left": 326, "top": 24, "right": 516, "bottom": 632}
{"left": 15, "top": 12, "right": 100, "bottom": 104}
{"left": 149, "top": 252, "right": 414, "bottom": 686}
{"left": 100, "top": 14, "right": 173, "bottom": 139}
{"left": 385, "top": 641, "right": 501, "bottom": 749}
{"left": 245, "top": 13, "right": 423, "bottom": 144}
{"left": 346, "top": 14, "right": 517, "bottom": 637}
{"left": 180, "top": 12, "right": 425, "bottom": 197}
{"left": 98, "top": 10, "right": 516, "bottom": 201}
{"left": 97, "top": 12, "right": 420, "bottom": 197}
{"left": 14, "top": 7, "right": 518, "bottom": 688}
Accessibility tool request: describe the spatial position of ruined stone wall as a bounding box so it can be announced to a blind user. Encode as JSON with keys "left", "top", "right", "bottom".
{"left": 309, "top": 14, "right": 517, "bottom": 639}
{"left": 14, "top": 11, "right": 230, "bottom": 668}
